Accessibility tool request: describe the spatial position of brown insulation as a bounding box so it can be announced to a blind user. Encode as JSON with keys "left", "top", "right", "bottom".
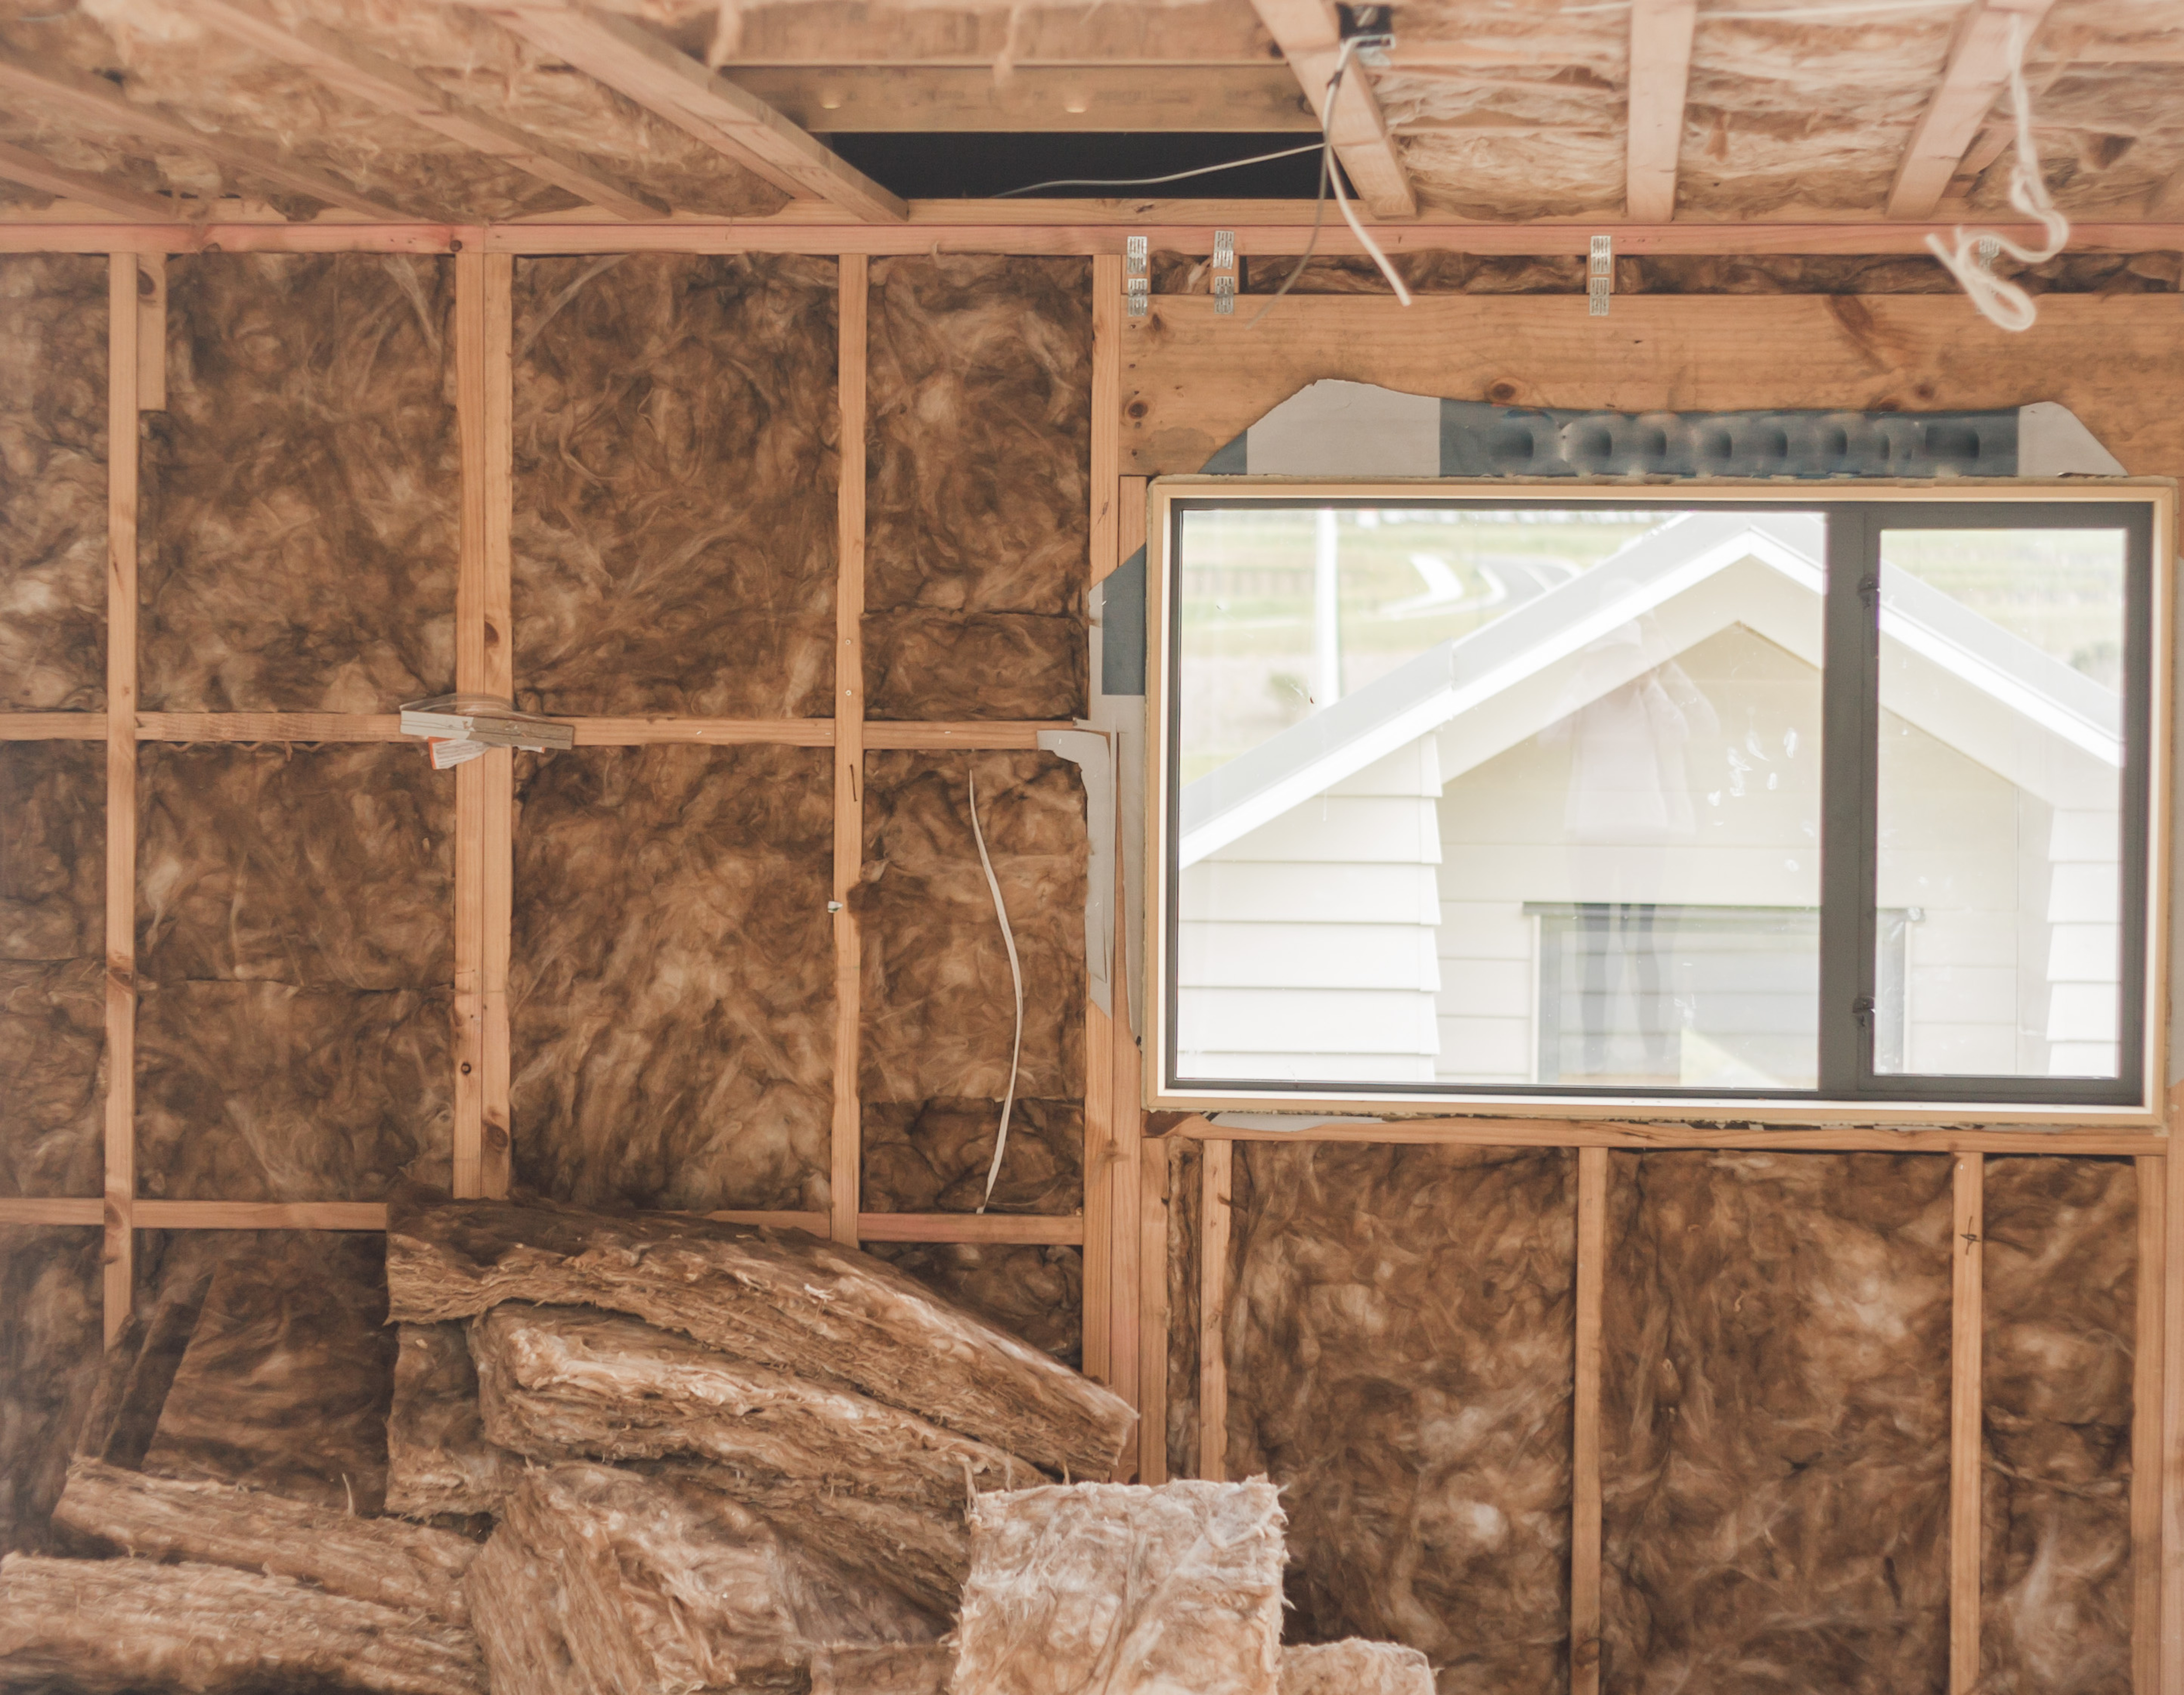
{"left": 0, "top": 1226, "right": 102, "bottom": 1556}
{"left": 386, "top": 1320, "right": 522, "bottom": 1522}
{"left": 1280, "top": 1640, "right": 1435, "bottom": 1695}
{"left": 75, "top": 1231, "right": 228, "bottom": 1473}
{"left": 386, "top": 1195, "right": 1135, "bottom": 1478}
{"left": 489, "top": 1463, "right": 936, "bottom": 1692}
{"left": 55, "top": 1456, "right": 479, "bottom": 1624}
{"left": 0, "top": 255, "right": 104, "bottom": 711}
{"left": 812, "top": 1644, "right": 957, "bottom": 1695}
{"left": 141, "top": 255, "right": 456, "bottom": 713}
{"left": 868, "top": 1243, "right": 1084, "bottom": 1372}
{"left": 864, "top": 256, "right": 1089, "bottom": 722}
{"left": 1165, "top": 1135, "right": 1201, "bottom": 1482}
{"left": 1980, "top": 1157, "right": 2137, "bottom": 1695}
{"left": 0, "top": 1552, "right": 486, "bottom": 1695}
{"left": 954, "top": 1481, "right": 1285, "bottom": 1695}
{"left": 1225, "top": 1143, "right": 1574, "bottom": 1689}
{"left": 472, "top": 1301, "right": 1039, "bottom": 1505}
{"left": 512, "top": 254, "right": 839, "bottom": 719}
{"left": 134, "top": 742, "right": 453, "bottom": 1202}
{"left": 858, "top": 751, "right": 1085, "bottom": 1218}
{"left": 511, "top": 744, "right": 833, "bottom": 1214}
{"left": 463, "top": 1524, "right": 591, "bottom": 1695}
{"left": 1600, "top": 1151, "right": 1954, "bottom": 1695}
{"left": 0, "top": 740, "right": 103, "bottom": 1198}
{"left": 142, "top": 1231, "right": 398, "bottom": 1514}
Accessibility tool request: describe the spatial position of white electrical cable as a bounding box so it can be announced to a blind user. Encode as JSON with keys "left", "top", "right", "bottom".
{"left": 1923, "top": 11, "right": 2068, "bottom": 334}
{"left": 966, "top": 768, "right": 1024, "bottom": 1215}
{"left": 1323, "top": 35, "right": 1414, "bottom": 307}
{"left": 994, "top": 142, "right": 1326, "bottom": 198}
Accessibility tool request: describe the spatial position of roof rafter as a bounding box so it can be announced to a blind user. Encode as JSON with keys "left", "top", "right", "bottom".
{"left": 1625, "top": 0, "right": 1696, "bottom": 223}
{"left": 0, "top": 139, "right": 174, "bottom": 219}
{"left": 1886, "top": 0, "right": 2056, "bottom": 220}
{"left": 0, "top": 48, "right": 408, "bottom": 220}
{"left": 470, "top": 3, "right": 906, "bottom": 223}
{"left": 186, "top": 0, "right": 668, "bottom": 221}
{"left": 1245, "top": 0, "right": 1417, "bottom": 219}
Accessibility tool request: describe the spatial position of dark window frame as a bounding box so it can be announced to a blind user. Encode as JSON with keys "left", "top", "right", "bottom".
{"left": 1155, "top": 488, "right": 2161, "bottom": 1111}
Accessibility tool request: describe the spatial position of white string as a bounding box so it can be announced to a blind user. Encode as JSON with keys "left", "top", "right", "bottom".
{"left": 966, "top": 768, "right": 1024, "bottom": 1215}
{"left": 1324, "top": 36, "right": 1413, "bottom": 308}
{"left": 1923, "top": 12, "right": 2068, "bottom": 334}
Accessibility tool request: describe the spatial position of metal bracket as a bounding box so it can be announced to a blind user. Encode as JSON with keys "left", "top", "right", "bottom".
{"left": 1126, "top": 234, "right": 1149, "bottom": 318}
{"left": 1213, "top": 228, "right": 1236, "bottom": 315}
{"left": 1588, "top": 233, "right": 1613, "bottom": 318}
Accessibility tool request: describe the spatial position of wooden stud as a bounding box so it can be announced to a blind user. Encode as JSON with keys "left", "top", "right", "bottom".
{"left": 133, "top": 1201, "right": 387, "bottom": 1230}
{"left": 0, "top": 711, "right": 1106, "bottom": 750}
{"left": 0, "top": 141, "right": 173, "bottom": 221}
{"left": 0, "top": 713, "right": 105, "bottom": 740}
{"left": 1949, "top": 1152, "right": 1985, "bottom": 1695}
{"left": 479, "top": 256, "right": 515, "bottom": 1202}
{"left": 575, "top": 717, "right": 834, "bottom": 746}
{"left": 831, "top": 254, "right": 868, "bottom": 1248}
{"left": 856, "top": 1213, "right": 1086, "bottom": 1245}
{"left": 1625, "top": 0, "right": 1697, "bottom": 224}
{"left": 134, "top": 254, "right": 163, "bottom": 411}
{"left": 1196, "top": 1137, "right": 1232, "bottom": 1481}
{"left": 1136, "top": 1135, "right": 1171, "bottom": 1485}
{"left": 102, "top": 253, "right": 139, "bottom": 1349}
{"left": 1571, "top": 1145, "right": 1607, "bottom": 1695}
{"left": 2135, "top": 1156, "right": 2166, "bottom": 1694}
{"left": 2164, "top": 1111, "right": 2184, "bottom": 1695}
{"left": 0, "top": 1198, "right": 103, "bottom": 1226}
{"left": 1083, "top": 992, "right": 1114, "bottom": 1385}
{"left": 863, "top": 720, "right": 1077, "bottom": 748}
{"left": 1887, "top": 0, "right": 2058, "bottom": 220}
{"left": 136, "top": 712, "right": 404, "bottom": 742}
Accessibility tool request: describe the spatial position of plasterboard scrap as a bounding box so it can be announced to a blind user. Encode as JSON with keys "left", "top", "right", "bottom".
{"left": 386, "top": 1195, "right": 1134, "bottom": 1479}
{"left": 469, "top": 1301, "right": 1042, "bottom": 1512}
{"left": 462, "top": 1515, "right": 594, "bottom": 1695}
{"left": 54, "top": 1456, "right": 480, "bottom": 1625}
{"left": 492, "top": 1463, "right": 937, "bottom": 1693}
{"left": 953, "top": 1480, "right": 1286, "bottom": 1695}
{"left": 1280, "top": 1641, "right": 1435, "bottom": 1695}
{"left": 1237, "top": 381, "right": 1443, "bottom": 478}
{"left": 1035, "top": 728, "right": 1113, "bottom": 1015}
{"left": 812, "top": 1643, "right": 956, "bottom": 1695}
{"left": 385, "top": 1320, "right": 522, "bottom": 1521}
{"left": 2016, "top": 402, "right": 2128, "bottom": 476}
{"left": 0, "top": 1552, "right": 487, "bottom": 1695}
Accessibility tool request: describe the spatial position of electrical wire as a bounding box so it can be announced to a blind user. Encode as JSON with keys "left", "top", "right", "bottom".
{"left": 965, "top": 768, "right": 1024, "bottom": 1216}
{"left": 993, "top": 142, "right": 1327, "bottom": 199}
{"left": 1321, "top": 36, "right": 1413, "bottom": 306}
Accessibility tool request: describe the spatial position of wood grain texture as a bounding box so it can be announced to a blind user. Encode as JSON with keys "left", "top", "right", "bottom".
{"left": 1171, "top": 1115, "right": 2167, "bottom": 1155}
{"left": 2164, "top": 1128, "right": 2184, "bottom": 1695}
{"left": 1196, "top": 1137, "right": 1230, "bottom": 1482}
{"left": 836, "top": 252, "right": 868, "bottom": 1247}
{"left": 1573, "top": 1145, "right": 1607, "bottom": 1695}
{"left": 1245, "top": 0, "right": 1416, "bottom": 218}
{"left": 1886, "top": 0, "right": 2058, "bottom": 220}
{"left": 2132, "top": 1156, "right": 2163, "bottom": 1695}
{"left": 1120, "top": 294, "right": 2184, "bottom": 484}
{"left": 1136, "top": 1135, "right": 1171, "bottom": 1485}
{"left": 1952, "top": 1154, "right": 1984, "bottom": 1695}
{"left": 1626, "top": 0, "right": 1697, "bottom": 223}
{"left": 102, "top": 252, "right": 135, "bottom": 1347}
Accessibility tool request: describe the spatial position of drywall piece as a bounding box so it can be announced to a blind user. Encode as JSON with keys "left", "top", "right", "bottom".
{"left": 868, "top": 1243, "right": 1085, "bottom": 1373}
{"left": 470, "top": 1301, "right": 1040, "bottom": 1509}
{"left": 490, "top": 1463, "right": 934, "bottom": 1692}
{"left": 462, "top": 1515, "right": 591, "bottom": 1695}
{"left": 1279, "top": 1640, "right": 1436, "bottom": 1695}
{"left": 0, "top": 1226, "right": 101, "bottom": 1556}
{"left": 1600, "top": 1151, "right": 1952, "bottom": 1694}
{"left": 0, "top": 742, "right": 104, "bottom": 1198}
{"left": 1980, "top": 1157, "right": 2136, "bottom": 1695}
{"left": 953, "top": 1480, "right": 1285, "bottom": 1695}
{"left": 0, "top": 1553, "right": 486, "bottom": 1695}
{"left": 511, "top": 744, "right": 832, "bottom": 1214}
{"left": 512, "top": 254, "right": 839, "bottom": 717}
{"left": 141, "top": 255, "right": 458, "bottom": 713}
{"left": 0, "top": 255, "right": 104, "bottom": 711}
{"left": 863, "top": 1098, "right": 1085, "bottom": 1216}
{"left": 865, "top": 256, "right": 1089, "bottom": 722}
{"left": 55, "top": 1457, "right": 479, "bottom": 1623}
{"left": 2018, "top": 401, "right": 2129, "bottom": 476}
{"left": 1225, "top": 1142, "right": 1575, "bottom": 1688}
{"left": 812, "top": 1644, "right": 957, "bottom": 1695}
{"left": 385, "top": 1320, "right": 522, "bottom": 1520}
{"left": 386, "top": 1195, "right": 1135, "bottom": 1478}
{"left": 857, "top": 752, "right": 1086, "bottom": 1213}
{"left": 142, "top": 1231, "right": 399, "bottom": 1513}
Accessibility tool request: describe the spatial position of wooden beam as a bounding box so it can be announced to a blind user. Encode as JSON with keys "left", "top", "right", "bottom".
{"left": 1571, "top": 1145, "right": 1607, "bottom": 1695}
{"left": 2135, "top": 1155, "right": 2166, "bottom": 1695}
{"left": 0, "top": 50, "right": 410, "bottom": 221}
{"left": 1949, "top": 1153, "right": 1985, "bottom": 1695}
{"left": 831, "top": 253, "right": 868, "bottom": 1248}
{"left": 0, "top": 712, "right": 105, "bottom": 739}
{"left": 133, "top": 1200, "right": 387, "bottom": 1230}
{"left": 864, "top": 720, "right": 1077, "bottom": 749}
{"left": 0, "top": 1198, "right": 103, "bottom": 1226}
{"left": 722, "top": 66, "right": 1315, "bottom": 134}
{"left": 1625, "top": 0, "right": 1696, "bottom": 224}
{"left": 854, "top": 1212, "right": 1086, "bottom": 1245}
{"left": 134, "top": 255, "right": 163, "bottom": 411}
{"left": 0, "top": 141, "right": 173, "bottom": 221}
{"left": 573, "top": 716, "right": 832, "bottom": 746}
{"left": 478, "top": 258, "right": 514, "bottom": 1203}
{"left": 102, "top": 253, "right": 139, "bottom": 1349}
{"left": 726, "top": 5, "right": 1277, "bottom": 69}
{"left": 1136, "top": 1136, "right": 1171, "bottom": 1484}
{"left": 1196, "top": 1138, "right": 1232, "bottom": 1481}
{"left": 186, "top": 0, "right": 669, "bottom": 220}
{"left": 2164, "top": 1110, "right": 2184, "bottom": 1695}
{"left": 135, "top": 712, "right": 404, "bottom": 741}
{"left": 1887, "top": 0, "right": 2057, "bottom": 220}
{"left": 477, "top": 5, "right": 906, "bottom": 222}
{"left": 706, "top": 1209, "right": 828, "bottom": 1233}
{"left": 1169, "top": 1115, "right": 2167, "bottom": 1157}
{"left": 1244, "top": 0, "right": 1417, "bottom": 218}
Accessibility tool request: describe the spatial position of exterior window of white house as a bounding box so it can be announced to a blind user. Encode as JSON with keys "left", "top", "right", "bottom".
{"left": 1151, "top": 487, "right": 2165, "bottom": 1111}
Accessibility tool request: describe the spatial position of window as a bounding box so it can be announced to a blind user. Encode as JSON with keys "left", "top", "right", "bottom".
{"left": 1149, "top": 483, "right": 2167, "bottom": 1113}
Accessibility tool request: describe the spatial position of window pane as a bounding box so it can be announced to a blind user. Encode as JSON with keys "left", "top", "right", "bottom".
{"left": 1174, "top": 505, "right": 1825, "bottom": 1090}
{"left": 1874, "top": 528, "right": 2126, "bottom": 1079}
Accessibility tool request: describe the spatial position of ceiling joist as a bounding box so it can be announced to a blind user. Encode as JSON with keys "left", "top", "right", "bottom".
{"left": 1245, "top": 0, "right": 1417, "bottom": 219}
{"left": 186, "top": 0, "right": 669, "bottom": 221}
{"left": 0, "top": 139, "right": 174, "bottom": 219}
{"left": 723, "top": 65, "right": 1317, "bottom": 134}
{"left": 1887, "top": 0, "right": 2056, "bottom": 220}
{"left": 474, "top": 4, "right": 907, "bottom": 223}
{"left": 1625, "top": 0, "right": 1696, "bottom": 224}
{"left": 0, "top": 48, "right": 408, "bottom": 220}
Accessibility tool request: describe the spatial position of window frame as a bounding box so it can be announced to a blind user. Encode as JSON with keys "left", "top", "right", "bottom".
{"left": 1143, "top": 477, "right": 2175, "bottom": 1125}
